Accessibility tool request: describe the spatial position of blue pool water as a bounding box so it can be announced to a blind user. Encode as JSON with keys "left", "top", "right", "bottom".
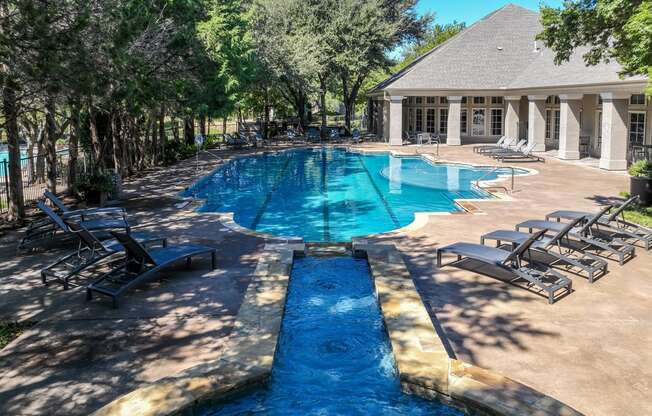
{"left": 186, "top": 148, "right": 525, "bottom": 241}
{"left": 205, "top": 257, "right": 464, "bottom": 416}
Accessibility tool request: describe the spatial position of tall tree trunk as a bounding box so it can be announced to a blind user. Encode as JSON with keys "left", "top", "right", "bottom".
{"left": 150, "top": 110, "right": 158, "bottom": 165}
{"left": 319, "top": 76, "right": 327, "bottom": 127}
{"left": 2, "top": 80, "right": 25, "bottom": 221}
{"left": 199, "top": 115, "right": 206, "bottom": 137}
{"left": 184, "top": 117, "right": 195, "bottom": 146}
{"left": 44, "top": 95, "right": 58, "bottom": 193}
{"left": 172, "top": 118, "right": 180, "bottom": 142}
{"left": 68, "top": 99, "right": 80, "bottom": 195}
{"left": 158, "top": 107, "right": 166, "bottom": 163}
{"left": 222, "top": 117, "right": 227, "bottom": 135}
{"left": 111, "top": 112, "right": 124, "bottom": 176}
{"left": 89, "top": 107, "right": 103, "bottom": 169}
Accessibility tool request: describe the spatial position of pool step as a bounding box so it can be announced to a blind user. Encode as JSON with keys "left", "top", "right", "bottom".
{"left": 306, "top": 243, "right": 352, "bottom": 257}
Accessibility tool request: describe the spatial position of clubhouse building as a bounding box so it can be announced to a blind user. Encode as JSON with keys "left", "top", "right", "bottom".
{"left": 368, "top": 3, "right": 650, "bottom": 171}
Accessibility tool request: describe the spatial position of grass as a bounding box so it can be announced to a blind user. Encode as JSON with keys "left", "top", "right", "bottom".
{"left": 0, "top": 321, "right": 35, "bottom": 350}
{"left": 623, "top": 206, "right": 652, "bottom": 228}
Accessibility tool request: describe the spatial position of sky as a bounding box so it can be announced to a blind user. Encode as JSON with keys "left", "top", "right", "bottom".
{"left": 415, "top": 0, "right": 565, "bottom": 26}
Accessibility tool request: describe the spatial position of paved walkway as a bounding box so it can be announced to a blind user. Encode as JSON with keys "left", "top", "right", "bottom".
{"left": 0, "top": 143, "right": 650, "bottom": 415}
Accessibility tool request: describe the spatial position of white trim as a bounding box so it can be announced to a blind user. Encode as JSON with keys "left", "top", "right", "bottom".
{"left": 600, "top": 92, "right": 630, "bottom": 101}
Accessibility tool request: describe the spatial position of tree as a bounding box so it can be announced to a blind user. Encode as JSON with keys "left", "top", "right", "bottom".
{"left": 538, "top": 0, "right": 652, "bottom": 93}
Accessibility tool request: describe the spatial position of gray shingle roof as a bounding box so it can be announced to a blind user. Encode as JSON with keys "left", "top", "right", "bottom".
{"left": 376, "top": 3, "right": 645, "bottom": 93}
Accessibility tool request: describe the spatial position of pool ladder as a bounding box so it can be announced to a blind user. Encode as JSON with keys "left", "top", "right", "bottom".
{"left": 474, "top": 165, "right": 516, "bottom": 194}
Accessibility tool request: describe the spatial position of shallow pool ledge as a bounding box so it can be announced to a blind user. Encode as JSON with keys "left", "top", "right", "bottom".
{"left": 354, "top": 242, "right": 583, "bottom": 416}
{"left": 90, "top": 243, "right": 304, "bottom": 416}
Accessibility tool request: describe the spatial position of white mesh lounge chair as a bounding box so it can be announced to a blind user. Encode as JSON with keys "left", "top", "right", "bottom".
{"left": 545, "top": 196, "right": 652, "bottom": 250}
{"left": 41, "top": 222, "right": 166, "bottom": 290}
{"left": 482, "top": 139, "right": 526, "bottom": 156}
{"left": 516, "top": 205, "right": 635, "bottom": 265}
{"left": 437, "top": 229, "right": 573, "bottom": 304}
{"left": 473, "top": 136, "right": 509, "bottom": 153}
{"left": 87, "top": 232, "right": 217, "bottom": 308}
{"left": 481, "top": 217, "right": 608, "bottom": 283}
{"left": 493, "top": 142, "right": 544, "bottom": 162}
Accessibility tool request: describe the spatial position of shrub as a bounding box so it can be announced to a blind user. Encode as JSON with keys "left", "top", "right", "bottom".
{"left": 628, "top": 160, "right": 652, "bottom": 178}
{"left": 164, "top": 141, "right": 197, "bottom": 165}
{"left": 75, "top": 172, "right": 115, "bottom": 195}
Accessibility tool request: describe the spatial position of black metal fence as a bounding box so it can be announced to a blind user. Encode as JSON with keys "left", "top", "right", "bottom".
{"left": 0, "top": 149, "right": 76, "bottom": 215}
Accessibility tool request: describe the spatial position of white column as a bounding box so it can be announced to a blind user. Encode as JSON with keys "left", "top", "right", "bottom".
{"left": 446, "top": 96, "right": 462, "bottom": 146}
{"left": 388, "top": 96, "right": 404, "bottom": 146}
{"left": 382, "top": 100, "right": 390, "bottom": 142}
{"left": 599, "top": 92, "right": 629, "bottom": 171}
{"left": 505, "top": 96, "right": 521, "bottom": 140}
{"left": 527, "top": 95, "right": 547, "bottom": 151}
{"left": 558, "top": 94, "right": 583, "bottom": 160}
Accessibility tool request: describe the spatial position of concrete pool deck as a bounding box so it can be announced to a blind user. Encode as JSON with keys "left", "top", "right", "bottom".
{"left": 0, "top": 142, "right": 650, "bottom": 415}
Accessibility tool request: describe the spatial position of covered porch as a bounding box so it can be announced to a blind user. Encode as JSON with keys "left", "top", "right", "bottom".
{"left": 367, "top": 89, "right": 651, "bottom": 171}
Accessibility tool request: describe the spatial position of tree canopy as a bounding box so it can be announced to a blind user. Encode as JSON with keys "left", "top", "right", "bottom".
{"left": 538, "top": 0, "right": 652, "bottom": 93}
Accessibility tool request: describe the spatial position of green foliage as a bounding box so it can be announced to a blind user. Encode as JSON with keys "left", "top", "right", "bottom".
{"left": 623, "top": 205, "right": 652, "bottom": 227}
{"left": 75, "top": 172, "right": 115, "bottom": 195}
{"left": 393, "top": 22, "right": 466, "bottom": 72}
{"left": 538, "top": 0, "right": 652, "bottom": 94}
{"left": 628, "top": 160, "right": 652, "bottom": 177}
{"left": 164, "top": 141, "right": 198, "bottom": 165}
{"left": 0, "top": 321, "right": 35, "bottom": 350}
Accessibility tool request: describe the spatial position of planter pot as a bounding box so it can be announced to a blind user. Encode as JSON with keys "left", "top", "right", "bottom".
{"left": 630, "top": 176, "right": 652, "bottom": 206}
{"left": 85, "top": 190, "right": 108, "bottom": 207}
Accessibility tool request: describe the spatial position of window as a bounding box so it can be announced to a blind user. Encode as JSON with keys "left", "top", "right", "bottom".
{"left": 415, "top": 96, "right": 423, "bottom": 105}
{"left": 461, "top": 97, "right": 468, "bottom": 104}
{"left": 426, "top": 108, "right": 436, "bottom": 133}
{"left": 631, "top": 94, "right": 646, "bottom": 105}
{"left": 473, "top": 96, "right": 485, "bottom": 105}
{"left": 460, "top": 109, "right": 468, "bottom": 134}
{"left": 426, "top": 96, "right": 436, "bottom": 104}
{"left": 415, "top": 108, "right": 423, "bottom": 131}
{"left": 545, "top": 110, "right": 552, "bottom": 139}
{"left": 629, "top": 112, "right": 646, "bottom": 145}
{"left": 554, "top": 110, "right": 560, "bottom": 140}
{"left": 546, "top": 96, "right": 560, "bottom": 105}
{"left": 408, "top": 97, "right": 415, "bottom": 105}
{"left": 440, "top": 97, "right": 449, "bottom": 105}
{"left": 472, "top": 109, "right": 486, "bottom": 136}
{"left": 491, "top": 97, "right": 504, "bottom": 105}
{"left": 439, "top": 108, "right": 448, "bottom": 134}
{"left": 408, "top": 108, "right": 414, "bottom": 131}
{"left": 490, "top": 109, "right": 503, "bottom": 136}
{"left": 598, "top": 95, "right": 603, "bottom": 105}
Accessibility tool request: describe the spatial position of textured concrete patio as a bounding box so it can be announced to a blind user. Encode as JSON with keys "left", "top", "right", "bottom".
{"left": 0, "top": 142, "right": 650, "bottom": 416}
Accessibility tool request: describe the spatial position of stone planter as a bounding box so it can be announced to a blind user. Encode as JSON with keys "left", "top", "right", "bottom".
{"left": 630, "top": 176, "right": 652, "bottom": 206}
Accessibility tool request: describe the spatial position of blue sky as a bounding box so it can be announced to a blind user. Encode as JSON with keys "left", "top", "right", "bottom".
{"left": 416, "top": 0, "right": 564, "bottom": 26}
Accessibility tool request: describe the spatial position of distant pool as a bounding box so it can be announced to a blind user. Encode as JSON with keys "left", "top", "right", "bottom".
{"left": 185, "top": 148, "right": 528, "bottom": 241}
{"left": 204, "top": 256, "right": 464, "bottom": 415}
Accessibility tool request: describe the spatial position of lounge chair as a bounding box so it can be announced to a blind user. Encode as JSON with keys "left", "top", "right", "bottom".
{"left": 307, "top": 129, "right": 320, "bottom": 142}
{"left": 87, "top": 231, "right": 217, "bottom": 308}
{"left": 545, "top": 196, "right": 652, "bottom": 250}
{"left": 41, "top": 222, "right": 166, "bottom": 290}
{"left": 18, "top": 201, "right": 131, "bottom": 251}
{"left": 437, "top": 229, "right": 573, "bottom": 304}
{"left": 477, "top": 137, "right": 518, "bottom": 154}
{"left": 351, "top": 129, "right": 362, "bottom": 144}
{"left": 481, "top": 217, "right": 608, "bottom": 283}
{"left": 493, "top": 142, "right": 544, "bottom": 162}
{"left": 473, "top": 136, "right": 509, "bottom": 153}
{"left": 44, "top": 190, "right": 124, "bottom": 219}
{"left": 516, "top": 205, "right": 635, "bottom": 265}
{"left": 482, "top": 139, "right": 526, "bottom": 156}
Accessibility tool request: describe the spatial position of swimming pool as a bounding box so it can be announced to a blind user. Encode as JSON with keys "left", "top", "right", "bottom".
{"left": 185, "top": 148, "right": 527, "bottom": 241}
{"left": 205, "top": 256, "right": 463, "bottom": 415}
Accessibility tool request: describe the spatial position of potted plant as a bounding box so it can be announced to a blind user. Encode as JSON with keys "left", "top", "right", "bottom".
{"left": 76, "top": 172, "right": 115, "bottom": 207}
{"left": 629, "top": 160, "right": 652, "bottom": 206}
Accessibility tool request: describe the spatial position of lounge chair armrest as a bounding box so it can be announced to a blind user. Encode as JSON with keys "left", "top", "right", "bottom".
{"left": 62, "top": 207, "right": 126, "bottom": 218}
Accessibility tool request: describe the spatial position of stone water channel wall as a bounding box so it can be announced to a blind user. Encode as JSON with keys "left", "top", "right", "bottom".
{"left": 92, "top": 242, "right": 581, "bottom": 416}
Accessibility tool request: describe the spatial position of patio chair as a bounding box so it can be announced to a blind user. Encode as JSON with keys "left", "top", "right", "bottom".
{"left": 351, "top": 129, "right": 362, "bottom": 144}
{"left": 44, "top": 190, "right": 125, "bottom": 219}
{"left": 481, "top": 139, "right": 526, "bottom": 156}
{"left": 307, "top": 129, "right": 321, "bottom": 143}
{"left": 545, "top": 196, "right": 652, "bottom": 250}
{"left": 87, "top": 232, "right": 217, "bottom": 308}
{"left": 480, "top": 216, "right": 608, "bottom": 283}
{"left": 18, "top": 201, "right": 131, "bottom": 251}
{"left": 41, "top": 222, "right": 166, "bottom": 290}
{"left": 493, "top": 142, "right": 544, "bottom": 162}
{"left": 473, "top": 136, "right": 508, "bottom": 153}
{"left": 476, "top": 137, "right": 517, "bottom": 154}
{"left": 437, "top": 229, "right": 573, "bottom": 304}
{"left": 516, "top": 205, "right": 636, "bottom": 265}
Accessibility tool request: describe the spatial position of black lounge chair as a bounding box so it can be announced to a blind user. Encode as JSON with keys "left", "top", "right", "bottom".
{"left": 87, "top": 232, "right": 217, "bottom": 308}
{"left": 516, "top": 205, "right": 635, "bottom": 265}
{"left": 18, "top": 201, "right": 131, "bottom": 251}
{"left": 437, "top": 230, "right": 573, "bottom": 304}
{"left": 545, "top": 196, "right": 652, "bottom": 250}
{"left": 481, "top": 217, "right": 608, "bottom": 283}
{"left": 41, "top": 222, "right": 166, "bottom": 290}
{"left": 44, "top": 190, "right": 125, "bottom": 219}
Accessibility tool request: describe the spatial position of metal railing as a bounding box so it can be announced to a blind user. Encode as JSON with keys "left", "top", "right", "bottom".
{"left": 0, "top": 149, "right": 75, "bottom": 215}
{"left": 474, "top": 165, "right": 517, "bottom": 194}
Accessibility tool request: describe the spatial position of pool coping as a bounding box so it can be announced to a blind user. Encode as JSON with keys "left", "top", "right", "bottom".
{"left": 91, "top": 243, "right": 582, "bottom": 416}
{"left": 177, "top": 145, "right": 538, "bottom": 243}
